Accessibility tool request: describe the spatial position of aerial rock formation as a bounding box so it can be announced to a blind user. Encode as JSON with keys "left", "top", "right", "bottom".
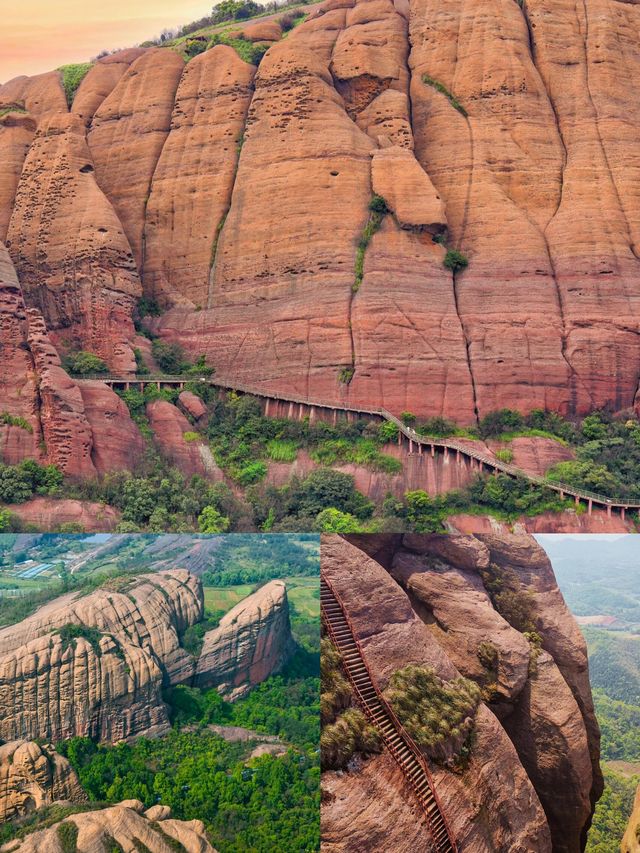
{"left": 0, "top": 570, "right": 203, "bottom": 743}
{"left": 196, "top": 580, "right": 295, "bottom": 699}
{"left": 0, "top": 800, "right": 217, "bottom": 853}
{"left": 0, "top": 570, "right": 295, "bottom": 743}
{"left": 0, "top": 741, "right": 86, "bottom": 822}
{"left": 321, "top": 534, "right": 602, "bottom": 852}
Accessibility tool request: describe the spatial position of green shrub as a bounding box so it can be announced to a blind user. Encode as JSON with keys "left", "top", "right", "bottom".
{"left": 338, "top": 367, "right": 354, "bottom": 384}
{"left": 58, "top": 63, "right": 92, "bottom": 107}
{"left": 56, "top": 624, "right": 103, "bottom": 656}
{"left": 133, "top": 348, "right": 149, "bottom": 375}
{"left": 0, "top": 412, "right": 33, "bottom": 432}
{"left": 183, "top": 431, "right": 200, "bottom": 442}
{"left": 477, "top": 641, "right": 499, "bottom": 672}
{"left": 234, "top": 460, "right": 267, "bottom": 485}
{"left": 314, "top": 507, "right": 364, "bottom": 533}
{"left": 321, "top": 707, "right": 381, "bottom": 769}
{"left": 443, "top": 249, "right": 469, "bottom": 272}
{"left": 417, "top": 416, "right": 458, "bottom": 438}
{"left": 56, "top": 821, "right": 79, "bottom": 853}
{"left": 378, "top": 420, "right": 398, "bottom": 444}
{"left": 368, "top": 194, "right": 388, "bottom": 214}
{"left": 383, "top": 665, "right": 481, "bottom": 757}
{"left": 478, "top": 409, "right": 525, "bottom": 439}
{"left": 184, "top": 38, "right": 208, "bottom": 58}
{"left": 495, "top": 448, "right": 514, "bottom": 464}
{"left": 152, "top": 340, "right": 186, "bottom": 373}
{"left": 64, "top": 350, "right": 108, "bottom": 375}
{"left": 197, "top": 505, "right": 231, "bottom": 533}
{"left": 422, "top": 74, "right": 468, "bottom": 116}
{"left": 400, "top": 411, "right": 416, "bottom": 425}
{"left": 479, "top": 563, "right": 538, "bottom": 634}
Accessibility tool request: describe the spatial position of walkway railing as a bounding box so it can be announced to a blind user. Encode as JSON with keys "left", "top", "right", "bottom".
{"left": 321, "top": 574, "right": 457, "bottom": 852}
{"left": 72, "top": 373, "right": 640, "bottom": 512}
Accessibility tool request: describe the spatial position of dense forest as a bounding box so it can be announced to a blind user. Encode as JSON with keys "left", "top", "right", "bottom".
{"left": 54, "top": 582, "right": 321, "bottom": 852}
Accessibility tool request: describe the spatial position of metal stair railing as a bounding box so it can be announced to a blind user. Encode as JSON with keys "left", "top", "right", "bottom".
{"left": 321, "top": 574, "right": 458, "bottom": 853}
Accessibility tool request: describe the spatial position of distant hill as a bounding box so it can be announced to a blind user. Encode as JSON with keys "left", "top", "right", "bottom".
{"left": 537, "top": 535, "right": 640, "bottom": 630}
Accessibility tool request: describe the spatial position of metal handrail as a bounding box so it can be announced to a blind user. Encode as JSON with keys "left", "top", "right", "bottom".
{"left": 321, "top": 573, "right": 458, "bottom": 852}
{"left": 71, "top": 373, "right": 640, "bottom": 510}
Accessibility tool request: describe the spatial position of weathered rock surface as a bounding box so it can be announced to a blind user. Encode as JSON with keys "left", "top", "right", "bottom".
{"left": 196, "top": 580, "right": 295, "bottom": 699}
{"left": 0, "top": 497, "right": 121, "bottom": 531}
{"left": 88, "top": 48, "right": 185, "bottom": 272}
{"left": 321, "top": 534, "right": 601, "bottom": 852}
{"left": 79, "top": 382, "right": 145, "bottom": 474}
{"left": 178, "top": 390, "right": 208, "bottom": 421}
{"left": 143, "top": 46, "right": 255, "bottom": 308}
{"left": 146, "top": 399, "right": 224, "bottom": 480}
{"left": 622, "top": 784, "right": 640, "bottom": 853}
{"left": 72, "top": 48, "right": 147, "bottom": 125}
{"left": 0, "top": 740, "right": 86, "bottom": 822}
{"left": 0, "top": 801, "right": 217, "bottom": 852}
{"left": 6, "top": 112, "right": 140, "bottom": 372}
{"left": 0, "top": 570, "right": 203, "bottom": 742}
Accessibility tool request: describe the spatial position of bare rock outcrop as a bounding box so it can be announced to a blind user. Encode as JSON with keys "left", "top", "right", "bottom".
{"left": 0, "top": 570, "right": 203, "bottom": 743}
{"left": 0, "top": 801, "right": 217, "bottom": 853}
{"left": 196, "top": 580, "right": 295, "bottom": 700}
{"left": 6, "top": 112, "right": 140, "bottom": 373}
{"left": 0, "top": 497, "right": 121, "bottom": 531}
{"left": 146, "top": 399, "right": 224, "bottom": 480}
{"left": 143, "top": 45, "right": 255, "bottom": 308}
{"left": 322, "top": 534, "right": 601, "bottom": 852}
{"left": 622, "top": 784, "right": 640, "bottom": 853}
{"left": 0, "top": 741, "right": 86, "bottom": 822}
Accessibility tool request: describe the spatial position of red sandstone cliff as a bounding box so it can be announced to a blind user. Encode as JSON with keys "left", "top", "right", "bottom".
{"left": 0, "top": 0, "right": 638, "bottom": 447}
{"left": 321, "top": 534, "right": 602, "bottom": 852}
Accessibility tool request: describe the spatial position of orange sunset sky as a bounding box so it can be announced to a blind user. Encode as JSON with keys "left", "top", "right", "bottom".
{"left": 1, "top": 1, "right": 211, "bottom": 83}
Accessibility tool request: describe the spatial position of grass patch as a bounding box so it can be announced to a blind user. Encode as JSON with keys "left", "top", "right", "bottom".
{"left": 383, "top": 664, "right": 481, "bottom": 760}
{"left": 56, "top": 821, "right": 79, "bottom": 853}
{"left": 338, "top": 367, "right": 355, "bottom": 385}
{"left": 353, "top": 196, "right": 388, "bottom": 293}
{"left": 422, "top": 74, "right": 468, "bottom": 117}
{"left": 0, "top": 104, "right": 27, "bottom": 118}
{"left": 207, "top": 33, "right": 269, "bottom": 64}
{"left": 266, "top": 438, "right": 299, "bottom": 462}
{"left": 58, "top": 63, "right": 93, "bottom": 107}
{"left": 0, "top": 412, "right": 33, "bottom": 433}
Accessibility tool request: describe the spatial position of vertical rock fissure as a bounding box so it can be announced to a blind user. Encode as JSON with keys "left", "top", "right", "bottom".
{"left": 140, "top": 68, "right": 185, "bottom": 286}
{"left": 451, "top": 266, "right": 479, "bottom": 423}
{"left": 520, "top": 2, "right": 595, "bottom": 414}
{"left": 577, "top": 0, "right": 639, "bottom": 263}
{"left": 206, "top": 89, "right": 254, "bottom": 311}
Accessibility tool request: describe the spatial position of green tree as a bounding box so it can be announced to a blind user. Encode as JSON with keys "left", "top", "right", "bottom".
{"left": 198, "top": 506, "right": 231, "bottom": 533}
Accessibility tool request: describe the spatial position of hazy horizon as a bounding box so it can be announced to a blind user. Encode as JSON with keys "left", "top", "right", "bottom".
{"left": 0, "top": 0, "right": 210, "bottom": 83}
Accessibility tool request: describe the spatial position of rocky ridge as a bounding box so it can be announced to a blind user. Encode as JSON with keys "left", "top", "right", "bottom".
{"left": 0, "top": 741, "right": 85, "bottom": 823}
{"left": 0, "top": 800, "right": 217, "bottom": 853}
{"left": 196, "top": 579, "right": 296, "bottom": 699}
{"left": 0, "top": 571, "right": 293, "bottom": 743}
{"left": 321, "top": 533, "right": 602, "bottom": 852}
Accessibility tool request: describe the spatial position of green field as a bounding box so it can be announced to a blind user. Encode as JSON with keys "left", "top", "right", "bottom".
{"left": 203, "top": 577, "right": 319, "bottom": 619}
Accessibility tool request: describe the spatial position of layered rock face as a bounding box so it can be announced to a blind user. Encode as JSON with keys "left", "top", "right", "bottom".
{"left": 0, "top": 800, "right": 217, "bottom": 853}
{"left": 0, "top": 570, "right": 203, "bottom": 743}
{"left": 321, "top": 534, "right": 601, "bottom": 852}
{"left": 1, "top": 0, "right": 638, "bottom": 479}
{"left": 0, "top": 570, "right": 295, "bottom": 743}
{"left": 196, "top": 580, "right": 295, "bottom": 699}
{"left": 0, "top": 741, "right": 86, "bottom": 822}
